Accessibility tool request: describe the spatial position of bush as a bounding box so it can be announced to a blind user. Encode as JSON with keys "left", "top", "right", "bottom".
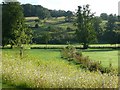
{"left": 35, "top": 24, "right": 39, "bottom": 28}
{"left": 61, "top": 45, "right": 76, "bottom": 60}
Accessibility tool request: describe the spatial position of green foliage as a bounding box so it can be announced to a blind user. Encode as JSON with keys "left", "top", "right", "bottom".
{"left": 22, "top": 4, "right": 51, "bottom": 19}
{"left": 41, "top": 32, "right": 51, "bottom": 45}
{"left": 61, "top": 46, "right": 117, "bottom": 74}
{"left": 22, "top": 4, "right": 73, "bottom": 19}
{"left": 49, "top": 10, "right": 73, "bottom": 18}
{"left": 21, "top": 3, "right": 120, "bottom": 45}
{"left": 61, "top": 45, "right": 77, "bottom": 60}
{"left": 93, "top": 17, "right": 103, "bottom": 42}
{"left": 2, "top": 1, "right": 33, "bottom": 58}
{"left": 35, "top": 23, "right": 39, "bottom": 28}
{"left": 75, "top": 4, "right": 97, "bottom": 49}
{"left": 106, "top": 14, "right": 117, "bottom": 31}
{"left": 103, "top": 14, "right": 118, "bottom": 44}
{"left": 103, "top": 31, "right": 118, "bottom": 44}
{"left": 2, "top": 1, "right": 32, "bottom": 46}
{"left": 100, "top": 13, "right": 108, "bottom": 20}
{"left": 26, "top": 15, "right": 120, "bottom": 44}
{"left": 2, "top": 1, "right": 24, "bottom": 46}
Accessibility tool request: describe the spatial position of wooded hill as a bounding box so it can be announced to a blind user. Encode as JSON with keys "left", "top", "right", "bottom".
{"left": 22, "top": 4, "right": 120, "bottom": 45}
{"left": 22, "top": 4, "right": 73, "bottom": 19}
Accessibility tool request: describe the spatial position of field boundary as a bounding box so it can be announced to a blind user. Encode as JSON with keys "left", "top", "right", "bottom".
{"left": 1, "top": 44, "right": 120, "bottom": 49}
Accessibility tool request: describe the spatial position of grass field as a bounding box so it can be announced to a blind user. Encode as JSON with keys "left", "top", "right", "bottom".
{"left": 28, "top": 49, "right": 118, "bottom": 69}
{"left": 2, "top": 48, "right": 119, "bottom": 88}
{"left": 82, "top": 49, "right": 118, "bottom": 68}
{"left": 2, "top": 48, "right": 119, "bottom": 69}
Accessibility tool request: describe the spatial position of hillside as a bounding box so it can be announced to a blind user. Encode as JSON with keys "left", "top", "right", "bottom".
{"left": 25, "top": 16, "right": 77, "bottom": 44}
{"left": 22, "top": 4, "right": 120, "bottom": 45}
{"left": 25, "top": 16, "right": 120, "bottom": 44}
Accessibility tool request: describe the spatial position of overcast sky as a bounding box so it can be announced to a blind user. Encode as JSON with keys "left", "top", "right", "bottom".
{"left": 1, "top": 0, "right": 120, "bottom": 16}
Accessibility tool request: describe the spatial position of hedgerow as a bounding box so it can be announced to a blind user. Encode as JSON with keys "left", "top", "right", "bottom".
{"left": 61, "top": 45, "right": 118, "bottom": 74}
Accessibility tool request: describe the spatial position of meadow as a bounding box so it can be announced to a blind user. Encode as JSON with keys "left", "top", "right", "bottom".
{"left": 2, "top": 16, "right": 119, "bottom": 89}
{"left": 1, "top": 48, "right": 119, "bottom": 88}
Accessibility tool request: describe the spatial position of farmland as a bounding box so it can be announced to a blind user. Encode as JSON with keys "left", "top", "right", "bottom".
{"left": 1, "top": 48, "right": 119, "bottom": 88}
{"left": 2, "top": 2, "right": 120, "bottom": 89}
{"left": 1, "top": 15, "right": 120, "bottom": 88}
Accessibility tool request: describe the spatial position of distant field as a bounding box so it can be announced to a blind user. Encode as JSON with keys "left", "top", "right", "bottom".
{"left": 25, "top": 17, "right": 39, "bottom": 20}
{"left": 55, "top": 22, "right": 76, "bottom": 29}
{"left": 25, "top": 16, "right": 76, "bottom": 30}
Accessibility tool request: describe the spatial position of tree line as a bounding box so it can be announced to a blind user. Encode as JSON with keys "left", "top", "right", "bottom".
{"left": 22, "top": 4, "right": 73, "bottom": 19}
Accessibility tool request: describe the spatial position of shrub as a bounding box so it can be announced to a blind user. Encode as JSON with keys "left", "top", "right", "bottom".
{"left": 61, "top": 45, "right": 76, "bottom": 60}
{"left": 35, "top": 24, "right": 39, "bottom": 28}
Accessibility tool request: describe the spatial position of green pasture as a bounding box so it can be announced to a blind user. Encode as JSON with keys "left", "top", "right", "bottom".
{"left": 55, "top": 22, "right": 76, "bottom": 29}
{"left": 30, "top": 49, "right": 118, "bottom": 69}
{"left": 82, "top": 49, "right": 118, "bottom": 68}
{"left": 25, "top": 16, "right": 76, "bottom": 30}
{"left": 2, "top": 48, "right": 118, "bottom": 69}
{"left": 25, "top": 17, "right": 39, "bottom": 20}
{"left": 2, "top": 48, "right": 119, "bottom": 88}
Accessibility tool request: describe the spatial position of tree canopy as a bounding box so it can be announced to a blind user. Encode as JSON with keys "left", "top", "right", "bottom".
{"left": 2, "top": 1, "right": 32, "bottom": 47}
{"left": 22, "top": 4, "right": 73, "bottom": 19}
{"left": 75, "top": 4, "right": 97, "bottom": 49}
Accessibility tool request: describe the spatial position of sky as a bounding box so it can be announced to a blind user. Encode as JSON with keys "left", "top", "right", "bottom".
{"left": 1, "top": 0, "right": 120, "bottom": 16}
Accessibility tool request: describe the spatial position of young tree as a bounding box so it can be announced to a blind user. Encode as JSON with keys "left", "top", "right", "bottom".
{"left": 14, "top": 20, "right": 32, "bottom": 57}
{"left": 75, "top": 4, "right": 96, "bottom": 49}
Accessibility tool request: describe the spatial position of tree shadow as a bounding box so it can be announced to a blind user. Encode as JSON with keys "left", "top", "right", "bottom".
{"left": 80, "top": 49, "right": 118, "bottom": 52}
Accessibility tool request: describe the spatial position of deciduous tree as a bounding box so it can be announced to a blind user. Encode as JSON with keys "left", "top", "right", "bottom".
{"left": 75, "top": 4, "right": 96, "bottom": 49}
{"left": 2, "top": 0, "right": 32, "bottom": 57}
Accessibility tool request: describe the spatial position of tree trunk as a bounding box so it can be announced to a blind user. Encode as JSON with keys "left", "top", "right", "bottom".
{"left": 45, "top": 40, "right": 48, "bottom": 49}
{"left": 10, "top": 45, "right": 13, "bottom": 49}
{"left": 83, "top": 43, "right": 88, "bottom": 49}
{"left": 2, "top": 45, "right": 5, "bottom": 49}
{"left": 20, "top": 46, "right": 23, "bottom": 58}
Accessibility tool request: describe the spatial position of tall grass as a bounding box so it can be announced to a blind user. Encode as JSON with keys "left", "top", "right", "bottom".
{"left": 2, "top": 50, "right": 118, "bottom": 88}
